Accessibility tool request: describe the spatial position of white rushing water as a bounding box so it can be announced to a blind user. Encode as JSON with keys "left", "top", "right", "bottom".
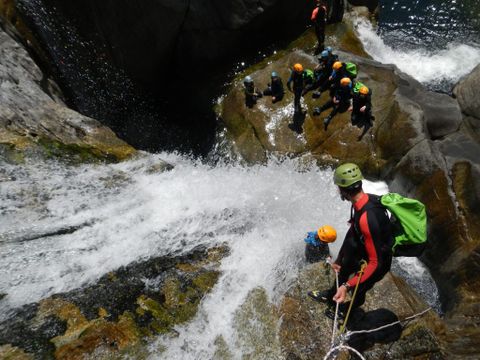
{"left": 0, "top": 153, "right": 439, "bottom": 358}
{"left": 355, "top": 19, "right": 480, "bottom": 87}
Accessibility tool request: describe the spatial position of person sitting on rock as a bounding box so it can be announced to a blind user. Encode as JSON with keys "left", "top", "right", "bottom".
{"left": 311, "top": 0, "right": 328, "bottom": 54}
{"left": 304, "top": 225, "right": 337, "bottom": 263}
{"left": 313, "top": 77, "right": 353, "bottom": 131}
{"left": 350, "top": 85, "right": 375, "bottom": 141}
{"left": 312, "top": 48, "right": 339, "bottom": 98}
{"left": 287, "top": 63, "right": 308, "bottom": 114}
{"left": 244, "top": 75, "right": 263, "bottom": 108}
{"left": 328, "top": 61, "right": 348, "bottom": 96}
{"left": 263, "top": 71, "right": 285, "bottom": 103}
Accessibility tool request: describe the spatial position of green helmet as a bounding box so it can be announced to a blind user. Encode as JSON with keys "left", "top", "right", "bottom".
{"left": 333, "top": 163, "right": 364, "bottom": 188}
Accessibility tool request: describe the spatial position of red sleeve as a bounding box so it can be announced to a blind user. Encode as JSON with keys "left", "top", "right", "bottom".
{"left": 311, "top": 7, "right": 319, "bottom": 21}
{"left": 347, "top": 212, "right": 378, "bottom": 287}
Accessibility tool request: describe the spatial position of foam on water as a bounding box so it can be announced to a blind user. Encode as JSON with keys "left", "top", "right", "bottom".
{"left": 0, "top": 154, "right": 346, "bottom": 316}
{"left": 0, "top": 154, "right": 438, "bottom": 358}
{"left": 355, "top": 19, "right": 480, "bottom": 88}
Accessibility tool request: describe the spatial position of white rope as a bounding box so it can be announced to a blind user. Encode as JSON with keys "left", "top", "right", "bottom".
{"left": 330, "top": 269, "right": 340, "bottom": 348}
{"left": 323, "top": 344, "right": 366, "bottom": 360}
{"left": 345, "top": 307, "right": 432, "bottom": 338}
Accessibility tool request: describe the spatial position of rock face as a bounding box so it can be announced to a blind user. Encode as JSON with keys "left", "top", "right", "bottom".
{"left": 234, "top": 264, "right": 445, "bottom": 359}
{"left": 23, "top": 0, "right": 311, "bottom": 88}
{"left": 0, "top": 27, "right": 135, "bottom": 163}
{"left": 454, "top": 64, "right": 480, "bottom": 120}
{"left": 0, "top": 246, "right": 226, "bottom": 359}
{"left": 219, "top": 19, "right": 480, "bottom": 357}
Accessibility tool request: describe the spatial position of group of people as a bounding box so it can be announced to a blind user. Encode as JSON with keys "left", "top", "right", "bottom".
{"left": 243, "top": 47, "right": 375, "bottom": 141}
{"left": 304, "top": 163, "right": 393, "bottom": 322}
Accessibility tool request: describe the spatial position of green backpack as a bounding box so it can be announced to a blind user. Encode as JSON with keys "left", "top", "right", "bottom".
{"left": 381, "top": 193, "right": 427, "bottom": 257}
{"left": 355, "top": 193, "right": 427, "bottom": 257}
{"left": 303, "top": 69, "right": 315, "bottom": 82}
{"left": 345, "top": 62, "right": 358, "bottom": 79}
{"left": 353, "top": 81, "right": 367, "bottom": 94}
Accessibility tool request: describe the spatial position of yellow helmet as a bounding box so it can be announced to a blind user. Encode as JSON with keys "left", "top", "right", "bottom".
{"left": 293, "top": 63, "right": 303, "bottom": 72}
{"left": 340, "top": 77, "right": 352, "bottom": 86}
{"left": 333, "top": 61, "right": 342, "bottom": 70}
{"left": 359, "top": 86, "right": 369, "bottom": 95}
{"left": 317, "top": 225, "right": 337, "bottom": 243}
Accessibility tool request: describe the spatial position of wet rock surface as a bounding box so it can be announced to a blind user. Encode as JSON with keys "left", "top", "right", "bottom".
{"left": 454, "top": 64, "right": 480, "bottom": 120}
{"left": 209, "top": 264, "right": 445, "bottom": 359}
{"left": 0, "top": 246, "right": 227, "bottom": 359}
{"left": 0, "top": 27, "right": 135, "bottom": 164}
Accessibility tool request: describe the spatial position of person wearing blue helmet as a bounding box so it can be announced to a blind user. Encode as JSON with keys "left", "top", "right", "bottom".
{"left": 263, "top": 71, "right": 285, "bottom": 103}
{"left": 243, "top": 75, "right": 263, "bottom": 108}
{"left": 312, "top": 47, "right": 339, "bottom": 98}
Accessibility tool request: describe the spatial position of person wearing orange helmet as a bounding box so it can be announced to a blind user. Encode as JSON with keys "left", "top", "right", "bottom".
{"left": 313, "top": 77, "right": 353, "bottom": 131}
{"left": 350, "top": 84, "right": 374, "bottom": 141}
{"left": 304, "top": 225, "right": 337, "bottom": 263}
{"left": 287, "top": 63, "right": 309, "bottom": 114}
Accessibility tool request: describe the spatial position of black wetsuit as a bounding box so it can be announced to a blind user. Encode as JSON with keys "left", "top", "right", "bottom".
{"left": 305, "top": 242, "right": 330, "bottom": 263}
{"left": 244, "top": 82, "right": 262, "bottom": 108}
{"left": 312, "top": 4, "right": 327, "bottom": 53}
{"left": 314, "top": 54, "right": 339, "bottom": 92}
{"left": 351, "top": 91, "right": 374, "bottom": 140}
{"left": 320, "top": 83, "right": 352, "bottom": 127}
{"left": 287, "top": 70, "right": 305, "bottom": 113}
{"left": 329, "top": 193, "right": 393, "bottom": 311}
{"left": 263, "top": 77, "right": 285, "bottom": 103}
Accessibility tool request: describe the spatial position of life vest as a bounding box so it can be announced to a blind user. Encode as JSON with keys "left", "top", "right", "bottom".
{"left": 311, "top": 5, "right": 327, "bottom": 21}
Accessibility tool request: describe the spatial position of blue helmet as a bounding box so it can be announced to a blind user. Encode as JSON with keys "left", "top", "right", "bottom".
{"left": 271, "top": 71, "right": 279, "bottom": 78}
{"left": 320, "top": 50, "right": 329, "bottom": 59}
{"left": 244, "top": 75, "right": 253, "bottom": 84}
{"left": 326, "top": 46, "right": 333, "bottom": 54}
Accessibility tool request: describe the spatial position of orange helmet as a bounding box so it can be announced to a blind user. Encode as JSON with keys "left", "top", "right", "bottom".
{"left": 317, "top": 225, "right": 337, "bottom": 243}
{"left": 293, "top": 63, "right": 304, "bottom": 72}
{"left": 333, "top": 61, "right": 343, "bottom": 70}
{"left": 359, "top": 86, "right": 369, "bottom": 95}
{"left": 340, "top": 77, "right": 352, "bottom": 86}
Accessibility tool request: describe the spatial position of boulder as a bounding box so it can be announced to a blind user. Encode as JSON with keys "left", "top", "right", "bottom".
{"left": 279, "top": 263, "right": 445, "bottom": 359}
{"left": 0, "top": 27, "right": 135, "bottom": 163}
{"left": 0, "top": 246, "right": 227, "bottom": 358}
{"left": 454, "top": 64, "right": 480, "bottom": 120}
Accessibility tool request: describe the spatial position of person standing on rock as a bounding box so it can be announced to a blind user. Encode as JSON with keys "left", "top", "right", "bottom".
{"left": 308, "top": 163, "right": 393, "bottom": 320}
{"left": 287, "top": 63, "right": 307, "bottom": 114}
{"left": 314, "top": 77, "right": 353, "bottom": 131}
{"left": 311, "top": 0, "right": 328, "bottom": 54}
{"left": 243, "top": 76, "right": 263, "bottom": 108}
{"left": 263, "top": 71, "right": 285, "bottom": 103}
{"left": 350, "top": 85, "right": 375, "bottom": 141}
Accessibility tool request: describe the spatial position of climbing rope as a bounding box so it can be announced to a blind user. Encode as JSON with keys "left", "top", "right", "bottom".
{"left": 329, "top": 261, "right": 340, "bottom": 348}
{"left": 339, "top": 260, "right": 367, "bottom": 335}
{"left": 323, "top": 258, "right": 432, "bottom": 360}
{"left": 323, "top": 344, "right": 366, "bottom": 360}
{"left": 345, "top": 307, "right": 432, "bottom": 338}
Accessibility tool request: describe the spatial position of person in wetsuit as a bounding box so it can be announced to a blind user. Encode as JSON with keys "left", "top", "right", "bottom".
{"left": 311, "top": 0, "right": 327, "bottom": 54}
{"left": 351, "top": 85, "right": 374, "bottom": 141}
{"left": 314, "top": 77, "right": 353, "bottom": 131}
{"left": 308, "top": 163, "right": 393, "bottom": 319}
{"left": 263, "top": 71, "right": 285, "bottom": 103}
